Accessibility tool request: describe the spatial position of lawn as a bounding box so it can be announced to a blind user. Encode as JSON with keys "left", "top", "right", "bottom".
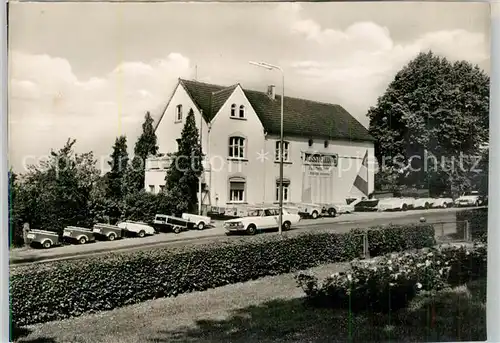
{"left": 13, "top": 261, "right": 486, "bottom": 343}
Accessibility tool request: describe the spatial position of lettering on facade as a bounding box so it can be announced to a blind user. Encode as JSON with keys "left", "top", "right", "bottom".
{"left": 303, "top": 153, "right": 338, "bottom": 168}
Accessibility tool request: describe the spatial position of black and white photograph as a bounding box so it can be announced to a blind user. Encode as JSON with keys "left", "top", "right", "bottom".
{"left": 8, "top": 1, "right": 491, "bottom": 342}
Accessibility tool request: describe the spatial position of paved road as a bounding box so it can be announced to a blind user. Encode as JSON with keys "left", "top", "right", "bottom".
{"left": 10, "top": 207, "right": 470, "bottom": 267}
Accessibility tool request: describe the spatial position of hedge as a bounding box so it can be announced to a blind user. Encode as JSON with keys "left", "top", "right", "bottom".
{"left": 10, "top": 223, "right": 435, "bottom": 327}
{"left": 456, "top": 208, "right": 488, "bottom": 242}
{"left": 296, "top": 242, "right": 487, "bottom": 314}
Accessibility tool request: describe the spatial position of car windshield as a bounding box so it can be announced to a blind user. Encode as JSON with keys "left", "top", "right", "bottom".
{"left": 463, "top": 191, "right": 478, "bottom": 196}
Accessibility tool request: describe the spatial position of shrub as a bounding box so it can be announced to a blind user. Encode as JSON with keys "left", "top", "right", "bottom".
{"left": 10, "top": 223, "right": 435, "bottom": 326}
{"left": 456, "top": 208, "right": 488, "bottom": 242}
{"left": 296, "top": 242, "right": 487, "bottom": 314}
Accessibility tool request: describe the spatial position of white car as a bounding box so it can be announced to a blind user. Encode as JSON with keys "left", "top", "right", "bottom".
{"left": 295, "top": 203, "right": 324, "bottom": 219}
{"left": 431, "top": 197, "right": 454, "bottom": 208}
{"left": 117, "top": 221, "right": 156, "bottom": 238}
{"left": 321, "top": 198, "right": 362, "bottom": 217}
{"left": 223, "top": 207, "right": 301, "bottom": 235}
{"left": 181, "top": 213, "right": 214, "bottom": 230}
{"left": 454, "top": 191, "right": 481, "bottom": 207}
{"left": 413, "top": 197, "right": 436, "bottom": 209}
{"left": 377, "top": 197, "right": 415, "bottom": 211}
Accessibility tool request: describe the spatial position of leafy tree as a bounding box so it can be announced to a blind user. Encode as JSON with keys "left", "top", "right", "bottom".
{"left": 368, "top": 51, "right": 489, "bottom": 194}
{"left": 106, "top": 136, "right": 129, "bottom": 200}
{"left": 123, "top": 112, "right": 159, "bottom": 194}
{"left": 16, "top": 139, "right": 100, "bottom": 235}
{"left": 8, "top": 169, "right": 25, "bottom": 247}
{"left": 164, "top": 109, "right": 203, "bottom": 214}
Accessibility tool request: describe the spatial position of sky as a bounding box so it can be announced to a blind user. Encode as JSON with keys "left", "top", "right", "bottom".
{"left": 8, "top": 1, "right": 491, "bottom": 173}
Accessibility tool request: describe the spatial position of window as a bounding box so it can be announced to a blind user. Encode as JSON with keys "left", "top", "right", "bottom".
{"left": 239, "top": 105, "right": 245, "bottom": 118}
{"left": 159, "top": 185, "right": 165, "bottom": 193}
{"left": 231, "top": 104, "right": 236, "bottom": 117}
{"left": 229, "top": 178, "right": 245, "bottom": 203}
{"left": 228, "top": 136, "right": 245, "bottom": 159}
{"left": 275, "top": 141, "right": 290, "bottom": 162}
{"left": 149, "top": 185, "right": 155, "bottom": 193}
{"left": 324, "top": 140, "right": 329, "bottom": 148}
{"left": 176, "top": 105, "right": 183, "bottom": 122}
{"left": 176, "top": 138, "right": 181, "bottom": 150}
{"left": 276, "top": 180, "right": 290, "bottom": 202}
{"left": 308, "top": 139, "right": 313, "bottom": 147}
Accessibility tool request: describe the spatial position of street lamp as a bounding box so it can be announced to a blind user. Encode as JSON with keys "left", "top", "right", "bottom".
{"left": 249, "top": 61, "right": 285, "bottom": 235}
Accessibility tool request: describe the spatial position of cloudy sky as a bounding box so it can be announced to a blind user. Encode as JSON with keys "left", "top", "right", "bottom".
{"left": 8, "top": 2, "right": 490, "bottom": 172}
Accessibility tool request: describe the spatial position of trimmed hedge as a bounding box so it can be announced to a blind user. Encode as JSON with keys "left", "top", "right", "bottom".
{"left": 296, "top": 242, "right": 487, "bottom": 314}
{"left": 456, "top": 208, "right": 488, "bottom": 242}
{"left": 10, "top": 223, "right": 435, "bottom": 327}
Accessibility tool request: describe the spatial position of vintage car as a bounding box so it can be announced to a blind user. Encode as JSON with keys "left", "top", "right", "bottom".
{"left": 117, "top": 221, "right": 156, "bottom": 237}
{"left": 353, "top": 198, "right": 380, "bottom": 212}
{"left": 321, "top": 198, "right": 362, "bottom": 217}
{"left": 153, "top": 214, "right": 193, "bottom": 234}
{"left": 454, "top": 191, "right": 482, "bottom": 207}
{"left": 413, "top": 197, "right": 436, "bottom": 209}
{"left": 295, "top": 203, "right": 324, "bottom": 219}
{"left": 431, "top": 197, "right": 454, "bottom": 208}
{"left": 181, "top": 213, "right": 214, "bottom": 230}
{"left": 377, "top": 197, "right": 415, "bottom": 211}
{"left": 223, "top": 207, "right": 301, "bottom": 235}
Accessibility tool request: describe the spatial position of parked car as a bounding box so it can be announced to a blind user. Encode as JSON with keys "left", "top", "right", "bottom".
{"left": 295, "top": 203, "right": 324, "bottom": 219}
{"left": 454, "top": 191, "right": 482, "bottom": 207}
{"left": 377, "top": 197, "right": 415, "bottom": 211}
{"left": 25, "top": 229, "right": 61, "bottom": 249}
{"left": 224, "top": 207, "right": 301, "bottom": 235}
{"left": 181, "top": 213, "right": 214, "bottom": 230}
{"left": 413, "top": 197, "right": 435, "bottom": 209}
{"left": 354, "top": 198, "right": 379, "bottom": 212}
{"left": 152, "top": 214, "right": 193, "bottom": 234}
{"left": 63, "top": 226, "right": 96, "bottom": 244}
{"left": 92, "top": 223, "right": 124, "bottom": 241}
{"left": 117, "top": 221, "right": 156, "bottom": 237}
{"left": 431, "top": 197, "right": 454, "bottom": 208}
{"left": 321, "top": 198, "right": 361, "bottom": 217}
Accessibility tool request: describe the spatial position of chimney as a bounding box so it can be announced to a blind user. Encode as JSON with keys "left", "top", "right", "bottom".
{"left": 267, "top": 85, "right": 276, "bottom": 100}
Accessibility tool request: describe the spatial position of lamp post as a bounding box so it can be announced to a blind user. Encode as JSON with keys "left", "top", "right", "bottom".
{"left": 249, "top": 61, "right": 284, "bottom": 235}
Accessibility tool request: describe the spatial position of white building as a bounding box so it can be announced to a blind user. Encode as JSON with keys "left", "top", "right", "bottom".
{"left": 145, "top": 78, "right": 375, "bottom": 209}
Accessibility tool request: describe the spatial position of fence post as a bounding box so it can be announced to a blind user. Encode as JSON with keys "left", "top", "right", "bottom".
{"left": 440, "top": 223, "right": 444, "bottom": 238}
{"left": 363, "top": 233, "right": 369, "bottom": 259}
{"left": 464, "top": 220, "right": 470, "bottom": 241}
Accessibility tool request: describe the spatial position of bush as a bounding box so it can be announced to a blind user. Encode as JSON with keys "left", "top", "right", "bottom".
{"left": 456, "top": 208, "right": 488, "bottom": 242}
{"left": 296, "top": 242, "right": 487, "bottom": 314}
{"left": 10, "top": 223, "right": 435, "bottom": 326}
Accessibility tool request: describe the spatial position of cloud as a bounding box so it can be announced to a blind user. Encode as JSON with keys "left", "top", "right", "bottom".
{"left": 9, "top": 51, "right": 192, "bottom": 172}
{"left": 285, "top": 7, "right": 489, "bottom": 128}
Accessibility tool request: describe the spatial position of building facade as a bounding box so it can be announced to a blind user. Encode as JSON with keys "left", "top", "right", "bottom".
{"left": 145, "top": 78, "right": 375, "bottom": 208}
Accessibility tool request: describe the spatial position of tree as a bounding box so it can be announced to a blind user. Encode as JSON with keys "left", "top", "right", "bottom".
{"left": 368, "top": 51, "right": 489, "bottom": 194}
{"left": 106, "top": 136, "right": 129, "bottom": 200}
{"left": 123, "top": 112, "right": 159, "bottom": 194}
{"left": 164, "top": 109, "right": 203, "bottom": 214}
{"left": 16, "top": 139, "right": 100, "bottom": 235}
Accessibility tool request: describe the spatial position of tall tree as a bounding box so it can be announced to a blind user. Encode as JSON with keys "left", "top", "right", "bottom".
{"left": 164, "top": 109, "right": 203, "bottom": 214}
{"left": 106, "top": 135, "right": 129, "bottom": 200}
{"left": 123, "top": 112, "right": 159, "bottom": 194}
{"left": 368, "top": 51, "right": 489, "bottom": 195}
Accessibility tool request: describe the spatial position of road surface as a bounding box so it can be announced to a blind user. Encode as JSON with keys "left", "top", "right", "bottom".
{"left": 10, "top": 207, "right": 469, "bottom": 266}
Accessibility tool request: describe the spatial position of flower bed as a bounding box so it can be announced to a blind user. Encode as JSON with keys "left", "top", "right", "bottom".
{"left": 11, "top": 223, "right": 435, "bottom": 327}
{"left": 296, "top": 242, "right": 487, "bottom": 314}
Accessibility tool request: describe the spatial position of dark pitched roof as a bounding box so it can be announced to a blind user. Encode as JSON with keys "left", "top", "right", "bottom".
{"left": 177, "top": 78, "right": 373, "bottom": 142}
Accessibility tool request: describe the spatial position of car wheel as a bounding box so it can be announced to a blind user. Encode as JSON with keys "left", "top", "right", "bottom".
{"left": 246, "top": 224, "right": 257, "bottom": 235}
{"left": 424, "top": 202, "right": 430, "bottom": 209}
{"left": 108, "top": 233, "right": 116, "bottom": 241}
{"left": 328, "top": 208, "right": 337, "bottom": 217}
{"left": 42, "top": 240, "right": 52, "bottom": 249}
{"left": 311, "top": 211, "right": 319, "bottom": 219}
{"left": 402, "top": 204, "right": 408, "bottom": 211}
{"left": 197, "top": 222, "right": 205, "bottom": 230}
{"left": 173, "top": 226, "right": 182, "bottom": 234}
{"left": 138, "top": 230, "right": 146, "bottom": 238}
{"left": 475, "top": 200, "right": 480, "bottom": 207}
{"left": 442, "top": 203, "right": 448, "bottom": 209}
{"left": 282, "top": 221, "right": 291, "bottom": 231}
{"left": 79, "top": 236, "right": 87, "bottom": 245}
